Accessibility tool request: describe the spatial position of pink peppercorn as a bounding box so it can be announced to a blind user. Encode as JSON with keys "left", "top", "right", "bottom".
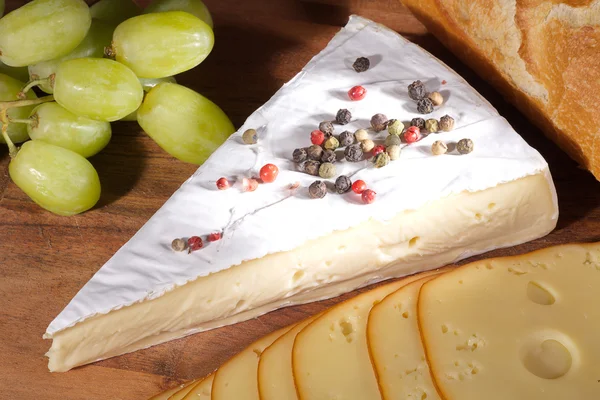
{"left": 216, "top": 177, "right": 230, "bottom": 190}
{"left": 362, "top": 189, "right": 376, "bottom": 204}
{"left": 348, "top": 85, "right": 367, "bottom": 101}
{"left": 188, "top": 236, "right": 203, "bottom": 253}
{"left": 404, "top": 126, "right": 420, "bottom": 144}
{"left": 372, "top": 145, "right": 386, "bottom": 156}
{"left": 208, "top": 232, "right": 222, "bottom": 242}
{"left": 311, "top": 130, "right": 325, "bottom": 146}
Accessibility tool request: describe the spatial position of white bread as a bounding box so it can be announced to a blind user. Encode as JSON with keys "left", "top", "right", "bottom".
{"left": 400, "top": 0, "right": 600, "bottom": 180}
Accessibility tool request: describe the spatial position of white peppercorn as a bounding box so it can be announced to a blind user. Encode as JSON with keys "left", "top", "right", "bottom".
{"left": 242, "top": 129, "right": 257, "bottom": 144}
{"left": 428, "top": 91, "right": 443, "bottom": 106}
{"left": 431, "top": 140, "right": 448, "bottom": 155}
{"left": 457, "top": 138, "right": 474, "bottom": 154}
{"left": 354, "top": 129, "right": 369, "bottom": 142}
{"left": 439, "top": 115, "right": 455, "bottom": 131}
{"left": 386, "top": 144, "right": 401, "bottom": 160}
{"left": 361, "top": 139, "right": 375, "bottom": 152}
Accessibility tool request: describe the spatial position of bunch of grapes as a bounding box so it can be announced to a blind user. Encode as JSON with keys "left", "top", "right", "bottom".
{"left": 0, "top": 0, "right": 235, "bottom": 216}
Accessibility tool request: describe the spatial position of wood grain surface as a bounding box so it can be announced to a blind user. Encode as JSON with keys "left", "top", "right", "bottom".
{"left": 1, "top": 0, "right": 599, "bottom": 399}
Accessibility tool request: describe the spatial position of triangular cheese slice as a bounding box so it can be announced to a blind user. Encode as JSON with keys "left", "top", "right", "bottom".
{"left": 45, "top": 15, "right": 558, "bottom": 372}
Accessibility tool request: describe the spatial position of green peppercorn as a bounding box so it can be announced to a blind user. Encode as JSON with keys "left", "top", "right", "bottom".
{"left": 439, "top": 115, "right": 455, "bottom": 131}
{"left": 425, "top": 119, "right": 439, "bottom": 133}
{"left": 324, "top": 136, "right": 340, "bottom": 151}
{"left": 374, "top": 152, "right": 390, "bottom": 168}
{"left": 387, "top": 119, "right": 404, "bottom": 136}
{"left": 319, "top": 162, "right": 337, "bottom": 179}
{"left": 307, "top": 144, "right": 323, "bottom": 160}
{"left": 386, "top": 144, "right": 401, "bottom": 160}
{"left": 457, "top": 138, "right": 474, "bottom": 154}
{"left": 242, "top": 128, "right": 257, "bottom": 144}
{"left": 385, "top": 134, "right": 401, "bottom": 147}
{"left": 309, "top": 180, "right": 327, "bottom": 199}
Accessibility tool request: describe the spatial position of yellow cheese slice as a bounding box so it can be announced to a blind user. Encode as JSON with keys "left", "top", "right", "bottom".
{"left": 148, "top": 380, "right": 196, "bottom": 400}
{"left": 258, "top": 315, "right": 318, "bottom": 400}
{"left": 419, "top": 243, "right": 600, "bottom": 400}
{"left": 182, "top": 374, "right": 214, "bottom": 400}
{"left": 293, "top": 271, "right": 439, "bottom": 400}
{"left": 367, "top": 275, "right": 441, "bottom": 400}
{"left": 212, "top": 326, "right": 293, "bottom": 400}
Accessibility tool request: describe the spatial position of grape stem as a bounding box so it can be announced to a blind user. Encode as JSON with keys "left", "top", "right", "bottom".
{"left": 0, "top": 95, "right": 54, "bottom": 111}
{"left": 8, "top": 118, "right": 33, "bottom": 125}
{"left": 0, "top": 109, "right": 18, "bottom": 158}
{"left": 18, "top": 77, "right": 51, "bottom": 99}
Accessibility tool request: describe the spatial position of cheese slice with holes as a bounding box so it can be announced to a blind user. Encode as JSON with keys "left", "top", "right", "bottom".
{"left": 148, "top": 380, "right": 197, "bottom": 400}
{"left": 418, "top": 242, "right": 600, "bottom": 399}
{"left": 212, "top": 326, "right": 292, "bottom": 400}
{"left": 45, "top": 15, "right": 558, "bottom": 372}
{"left": 367, "top": 275, "right": 441, "bottom": 400}
{"left": 182, "top": 374, "right": 214, "bottom": 400}
{"left": 292, "top": 271, "right": 438, "bottom": 399}
{"left": 258, "top": 315, "right": 318, "bottom": 400}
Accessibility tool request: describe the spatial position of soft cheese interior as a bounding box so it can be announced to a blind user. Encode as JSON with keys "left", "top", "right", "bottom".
{"left": 45, "top": 16, "right": 558, "bottom": 372}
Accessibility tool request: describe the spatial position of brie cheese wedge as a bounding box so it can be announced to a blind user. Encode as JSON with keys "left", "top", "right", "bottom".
{"left": 45, "top": 15, "right": 558, "bottom": 372}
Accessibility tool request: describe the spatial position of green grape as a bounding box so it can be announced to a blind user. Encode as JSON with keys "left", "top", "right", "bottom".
{"left": 0, "top": 73, "right": 37, "bottom": 144}
{"left": 111, "top": 11, "right": 214, "bottom": 79}
{"left": 0, "top": 0, "right": 91, "bottom": 67}
{"left": 9, "top": 140, "right": 101, "bottom": 216}
{"left": 144, "top": 0, "right": 213, "bottom": 28}
{"left": 119, "top": 76, "right": 177, "bottom": 121}
{"left": 27, "top": 102, "right": 111, "bottom": 158}
{"left": 137, "top": 82, "right": 234, "bottom": 164}
{"left": 90, "top": 0, "right": 140, "bottom": 26}
{"left": 28, "top": 20, "right": 115, "bottom": 94}
{"left": 0, "top": 61, "right": 29, "bottom": 82}
{"left": 54, "top": 58, "right": 143, "bottom": 122}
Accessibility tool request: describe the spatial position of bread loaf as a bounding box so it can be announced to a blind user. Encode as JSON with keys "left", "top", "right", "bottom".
{"left": 400, "top": 0, "right": 600, "bottom": 180}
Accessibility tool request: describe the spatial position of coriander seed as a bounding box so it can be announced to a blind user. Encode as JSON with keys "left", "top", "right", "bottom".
{"left": 439, "top": 115, "right": 455, "bottom": 131}
{"left": 319, "top": 121, "right": 334, "bottom": 137}
{"left": 324, "top": 136, "right": 340, "bottom": 151}
{"left": 304, "top": 160, "right": 321, "bottom": 176}
{"left": 361, "top": 139, "right": 375, "bottom": 152}
{"left": 417, "top": 98, "right": 434, "bottom": 114}
{"left": 345, "top": 143, "right": 363, "bottom": 162}
{"left": 242, "top": 128, "right": 257, "bottom": 144}
{"left": 309, "top": 180, "right": 327, "bottom": 199}
{"left": 307, "top": 144, "right": 323, "bottom": 160}
{"left": 425, "top": 118, "right": 439, "bottom": 133}
{"left": 335, "top": 175, "right": 352, "bottom": 194}
{"left": 431, "top": 140, "right": 448, "bottom": 155}
{"left": 321, "top": 149, "right": 337, "bottom": 164}
{"left": 371, "top": 113, "right": 388, "bottom": 132}
{"left": 385, "top": 134, "right": 401, "bottom": 147}
{"left": 428, "top": 91, "right": 443, "bottom": 106}
{"left": 171, "top": 238, "right": 187, "bottom": 252}
{"left": 352, "top": 57, "right": 370, "bottom": 72}
{"left": 336, "top": 108, "right": 352, "bottom": 125}
{"left": 408, "top": 80, "right": 427, "bottom": 100}
{"left": 354, "top": 129, "right": 369, "bottom": 142}
{"left": 319, "top": 162, "right": 337, "bottom": 179}
{"left": 386, "top": 144, "right": 401, "bottom": 160}
{"left": 387, "top": 119, "right": 404, "bottom": 136}
{"left": 374, "top": 152, "right": 390, "bottom": 168}
{"left": 339, "top": 131, "right": 355, "bottom": 147}
{"left": 410, "top": 117, "right": 426, "bottom": 130}
{"left": 293, "top": 148, "right": 307, "bottom": 163}
{"left": 457, "top": 138, "right": 474, "bottom": 154}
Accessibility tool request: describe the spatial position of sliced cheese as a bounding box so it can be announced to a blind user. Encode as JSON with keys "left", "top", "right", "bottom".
{"left": 367, "top": 276, "right": 441, "bottom": 400}
{"left": 168, "top": 380, "right": 197, "bottom": 400}
{"left": 419, "top": 242, "right": 600, "bottom": 400}
{"left": 258, "top": 316, "right": 318, "bottom": 400}
{"left": 182, "top": 374, "right": 214, "bottom": 400}
{"left": 148, "top": 380, "right": 196, "bottom": 400}
{"left": 212, "top": 326, "right": 292, "bottom": 400}
{"left": 293, "top": 271, "right": 439, "bottom": 400}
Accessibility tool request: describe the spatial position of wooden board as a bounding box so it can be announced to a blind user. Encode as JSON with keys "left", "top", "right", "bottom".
{"left": 0, "top": 0, "right": 598, "bottom": 399}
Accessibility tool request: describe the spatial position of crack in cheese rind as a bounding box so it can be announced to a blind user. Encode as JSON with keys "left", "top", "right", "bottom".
{"left": 181, "top": 374, "right": 213, "bottom": 400}
{"left": 367, "top": 276, "right": 441, "bottom": 400}
{"left": 418, "top": 243, "right": 600, "bottom": 400}
{"left": 46, "top": 173, "right": 557, "bottom": 372}
{"left": 211, "top": 326, "right": 292, "bottom": 400}
{"left": 292, "top": 272, "right": 439, "bottom": 400}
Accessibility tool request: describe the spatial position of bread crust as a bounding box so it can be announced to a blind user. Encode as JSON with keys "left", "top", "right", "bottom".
{"left": 401, "top": 0, "right": 600, "bottom": 180}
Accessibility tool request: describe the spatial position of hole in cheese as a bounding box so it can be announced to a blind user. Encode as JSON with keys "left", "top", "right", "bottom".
{"left": 409, "top": 236, "right": 420, "bottom": 248}
{"left": 339, "top": 319, "right": 354, "bottom": 343}
{"left": 488, "top": 202, "right": 496, "bottom": 209}
{"left": 402, "top": 311, "right": 409, "bottom": 319}
{"left": 523, "top": 339, "right": 572, "bottom": 379}
{"left": 527, "top": 281, "right": 556, "bottom": 305}
{"left": 292, "top": 270, "right": 305, "bottom": 283}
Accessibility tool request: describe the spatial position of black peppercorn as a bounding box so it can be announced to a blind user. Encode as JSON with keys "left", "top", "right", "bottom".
{"left": 297, "top": 161, "right": 307, "bottom": 172}
{"left": 304, "top": 160, "right": 321, "bottom": 176}
{"left": 307, "top": 144, "right": 323, "bottom": 160}
{"left": 344, "top": 144, "right": 363, "bottom": 162}
{"left": 371, "top": 113, "right": 388, "bottom": 132}
{"left": 309, "top": 180, "right": 327, "bottom": 199}
{"left": 336, "top": 108, "right": 352, "bottom": 125}
{"left": 335, "top": 175, "right": 352, "bottom": 194}
{"left": 352, "top": 57, "right": 370, "bottom": 73}
{"left": 408, "top": 80, "right": 427, "bottom": 100}
{"left": 410, "top": 117, "right": 426, "bottom": 130}
{"left": 321, "top": 149, "right": 337, "bottom": 164}
{"left": 339, "top": 131, "right": 355, "bottom": 147}
{"left": 319, "top": 121, "right": 335, "bottom": 137}
{"left": 457, "top": 138, "right": 474, "bottom": 154}
{"left": 292, "top": 148, "right": 307, "bottom": 163}
{"left": 417, "top": 98, "right": 434, "bottom": 114}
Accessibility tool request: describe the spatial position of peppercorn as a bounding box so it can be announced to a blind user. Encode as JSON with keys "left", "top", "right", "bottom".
{"left": 417, "top": 98, "right": 434, "bottom": 114}
{"left": 354, "top": 129, "right": 369, "bottom": 142}
{"left": 387, "top": 119, "right": 404, "bottom": 136}
{"left": 428, "top": 91, "right": 443, "bottom": 106}
{"left": 171, "top": 238, "right": 187, "bottom": 252}
{"left": 344, "top": 144, "right": 363, "bottom": 162}
{"left": 335, "top": 175, "right": 352, "bottom": 194}
{"left": 311, "top": 129, "right": 325, "bottom": 145}
{"left": 309, "top": 180, "right": 327, "bottom": 199}
{"left": 242, "top": 178, "right": 259, "bottom": 192}
{"left": 408, "top": 80, "right": 427, "bottom": 100}
{"left": 187, "top": 236, "right": 203, "bottom": 253}
{"left": 319, "top": 121, "right": 335, "bottom": 137}
{"left": 216, "top": 177, "right": 230, "bottom": 190}
{"left": 386, "top": 144, "right": 401, "bottom": 160}
{"left": 321, "top": 149, "right": 337, "bottom": 164}
{"left": 371, "top": 113, "right": 388, "bottom": 132}
{"left": 297, "top": 160, "right": 307, "bottom": 173}
{"left": 361, "top": 139, "right": 375, "bottom": 152}
{"left": 348, "top": 85, "right": 367, "bottom": 101}
{"left": 457, "top": 138, "right": 474, "bottom": 154}
{"left": 372, "top": 145, "right": 386, "bottom": 157}
{"left": 304, "top": 160, "right": 321, "bottom": 176}
{"left": 324, "top": 136, "right": 340, "bottom": 151}
{"left": 411, "top": 117, "right": 426, "bottom": 130}
{"left": 307, "top": 144, "right": 323, "bottom": 160}
{"left": 319, "top": 162, "right": 337, "bottom": 179}
{"left": 425, "top": 119, "right": 439, "bottom": 133}
{"left": 374, "top": 152, "right": 390, "bottom": 168}
{"left": 385, "top": 134, "right": 401, "bottom": 147}
{"left": 242, "top": 128, "right": 257, "bottom": 144}
{"left": 362, "top": 189, "right": 376, "bottom": 204}
{"left": 339, "top": 130, "right": 355, "bottom": 147}
{"left": 208, "top": 232, "right": 222, "bottom": 242}
{"left": 439, "top": 115, "right": 455, "bottom": 131}
{"left": 293, "top": 148, "right": 308, "bottom": 163}
{"left": 404, "top": 126, "right": 420, "bottom": 144}
{"left": 431, "top": 140, "right": 448, "bottom": 155}
{"left": 336, "top": 108, "right": 352, "bottom": 125}
{"left": 352, "top": 57, "right": 370, "bottom": 72}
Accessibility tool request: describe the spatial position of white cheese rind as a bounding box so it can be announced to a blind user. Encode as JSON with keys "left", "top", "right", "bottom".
{"left": 46, "top": 172, "right": 557, "bottom": 372}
